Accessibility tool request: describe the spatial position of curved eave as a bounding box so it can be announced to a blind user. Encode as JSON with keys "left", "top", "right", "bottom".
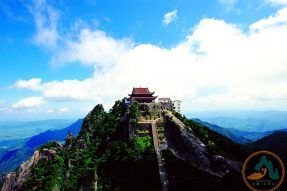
{"left": 130, "top": 96, "right": 157, "bottom": 100}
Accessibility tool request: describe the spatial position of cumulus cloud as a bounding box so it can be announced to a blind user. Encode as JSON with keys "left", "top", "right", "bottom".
{"left": 163, "top": 9, "right": 177, "bottom": 26}
{"left": 43, "top": 79, "right": 103, "bottom": 101}
{"left": 12, "top": 97, "right": 46, "bottom": 109}
{"left": 52, "top": 29, "right": 133, "bottom": 68}
{"left": 13, "top": 6, "right": 287, "bottom": 112}
{"left": 29, "top": 0, "right": 59, "bottom": 49}
{"left": 13, "top": 78, "right": 43, "bottom": 91}
{"left": 250, "top": 7, "right": 287, "bottom": 30}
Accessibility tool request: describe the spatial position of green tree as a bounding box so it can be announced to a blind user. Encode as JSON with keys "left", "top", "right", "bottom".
{"left": 129, "top": 102, "right": 140, "bottom": 123}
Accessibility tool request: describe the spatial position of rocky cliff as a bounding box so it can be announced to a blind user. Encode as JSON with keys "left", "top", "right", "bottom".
{"left": 1, "top": 143, "right": 62, "bottom": 191}
{"left": 163, "top": 111, "right": 240, "bottom": 177}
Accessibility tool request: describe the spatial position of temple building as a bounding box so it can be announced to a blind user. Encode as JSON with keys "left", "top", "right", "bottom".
{"left": 128, "top": 87, "right": 157, "bottom": 103}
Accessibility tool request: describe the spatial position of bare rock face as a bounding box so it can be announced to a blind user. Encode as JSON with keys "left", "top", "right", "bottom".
{"left": 65, "top": 132, "right": 75, "bottom": 146}
{"left": 1, "top": 143, "right": 62, "bottom": 191}
{"left": 210, "top": 155, "right": 241, "bottom": 175}
{"left": 0, "top": 174, "right": 6, "bottom": 188}
{"left": 40, "top": 149, "right": 57, "bottom": 161}
{"left": 53, "top": 142, "right": 63, "bottom": 151}
{"left": 1, "top": 150, "right": 40, "bottom": 191}
{"left": 1, "top": 173, "right": 16, "bottom": 191}
{"left": 163, "top": 111, "right": 240, "bottom": 177}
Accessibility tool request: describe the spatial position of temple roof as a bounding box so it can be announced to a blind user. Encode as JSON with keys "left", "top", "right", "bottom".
{"left": 128, "top": 87, "right": 157, "bottom": 102}
{"left": 129, "top": 96, "right": 158, "bottom": 100}
{"left": 132, "top": 87, "right": 153, "bottom": 94}
{"left": 129, "top": 87, "right": 155, "bottom": 96}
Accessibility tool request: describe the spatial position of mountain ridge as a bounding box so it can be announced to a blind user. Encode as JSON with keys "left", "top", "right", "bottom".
{"left": 193, "top": 118, "right": 251, "bottom": 144}
{"left": 1, "top": 101, "right": 251, "bottom": 190}
{"left": 247, "top": 131, "right": 287, "bottom": 161}
{"left": 0, "top": 119, "right": 83, "bottom": 174}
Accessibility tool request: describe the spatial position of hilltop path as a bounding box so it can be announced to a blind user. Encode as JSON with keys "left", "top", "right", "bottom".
{"left": 138, "top": 120, "right": 168, "bottom": 191}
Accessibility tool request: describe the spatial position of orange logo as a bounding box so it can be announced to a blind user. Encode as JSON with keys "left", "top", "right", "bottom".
{"left": 242, "top": 150, "right": 285, "bottom": 191}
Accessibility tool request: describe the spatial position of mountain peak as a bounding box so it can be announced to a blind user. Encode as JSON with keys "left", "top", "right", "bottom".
{"left": 1, "top": 100, "right": 252, "bottom": 191}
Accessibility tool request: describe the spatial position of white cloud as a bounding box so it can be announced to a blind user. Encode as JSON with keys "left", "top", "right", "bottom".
{"left": 12, "top": 7, "right": 287, "bottom": 112}
{"left": 12, "top": 78, "right": 104, "bottom": 102}
{"left": 43, "top": 79, "right": 102, "bottom": 101}
{"left": 12, "top": 97, "right": 46, "bottom": 109}
{"left": 52, "top": 29, "right": 133, "bottom": 68}
{"left": 163, "top": 9, "right": 177, "bottom": 26}
{"left": 250, "top": 7, "right": 287, "bottom": 31}
{"left": 30, "top": 0, "right": 59, "bottom": 49}
{"left": 59, "top": 107, "right": 70, "bottom": 113}
{"left": 13, "top": 78, "right": 43, "bottom": 91}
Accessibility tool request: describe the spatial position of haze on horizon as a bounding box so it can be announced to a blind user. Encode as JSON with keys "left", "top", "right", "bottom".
{"left": 1, "top": 0, "right": 287, "bottom": 121}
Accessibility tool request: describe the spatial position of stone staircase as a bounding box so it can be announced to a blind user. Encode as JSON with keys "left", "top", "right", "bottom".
{"left": 151, "top": 121, "right": 168, "bottom": 191}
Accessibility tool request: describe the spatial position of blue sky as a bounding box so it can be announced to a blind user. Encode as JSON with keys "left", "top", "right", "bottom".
{"left": 1, "top": 0, "right": 287, "bottom": 121}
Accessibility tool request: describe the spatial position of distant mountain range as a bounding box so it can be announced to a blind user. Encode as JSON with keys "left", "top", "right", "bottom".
{"left": 0, "top": 119, "right": 73, "bottom": 141}
{"left": 193, "top": 118, "right": 251, "bottom": 144}
{"left": 194, "top": 118, "right": 287, "bottom": 143}
{"left": 25, "top": 119, "right": 83, "bottom": 148}
{"left": 188, "top": 110, "right": 287, "bottom": 132}
{"left": 227, "top": 127, "right": 287, "bottom": 141}
{"left": 0, "top": 119, "right": 83, "bottom": 174}
{"left": 201, "top": 116, "right": 286, "bottom": 132}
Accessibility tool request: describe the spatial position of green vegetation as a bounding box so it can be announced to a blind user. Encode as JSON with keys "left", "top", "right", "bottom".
{"left": 14, "top": 100, "right": 256, "bottom": 191}
{"left": 157, "top": 126, "right": 165, "bottom": 131}
{"left": 128, "top": 102, "right": 140, "bottom": 124}
{"left": 141, "top": 103, "right": 161, "bottom": 120}
{"left": 135, "top": 129, "right": 149, "bottom": 134}
{"left": 134, "top": 136, "right": 152, "bottom": 152}
{"left": 22, "top": 100, "right": 161, "bottom": 191}
{"left": 37, "top": 141, "right": 61, "bottom": 151}
{"left": 172, "top": 112, "right": 249, "bottom": 161}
